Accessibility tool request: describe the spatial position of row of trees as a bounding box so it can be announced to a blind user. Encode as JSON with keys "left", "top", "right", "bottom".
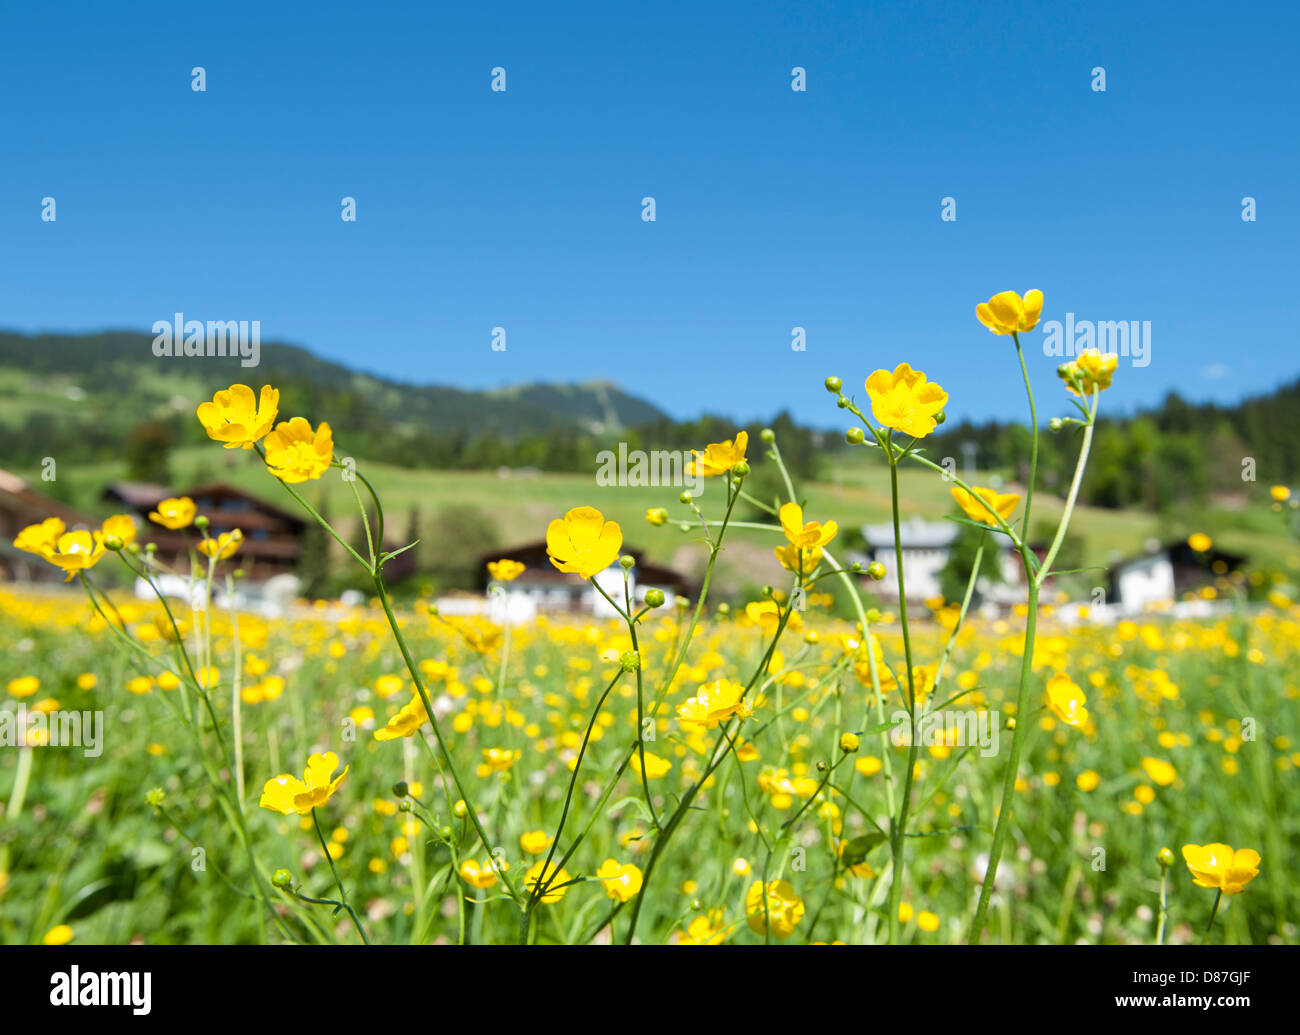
{"left": 928, "top": 382, "right": 1300, "bottom": 511}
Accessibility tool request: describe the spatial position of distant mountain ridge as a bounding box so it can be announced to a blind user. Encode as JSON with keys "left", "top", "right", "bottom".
{"left": 0, "top": 329, "right": 668, "bottom": 444}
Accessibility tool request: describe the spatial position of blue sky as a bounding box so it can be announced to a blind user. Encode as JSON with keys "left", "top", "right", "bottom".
{"left": 1, "top": 0, "right": 1296, "bottom": 427}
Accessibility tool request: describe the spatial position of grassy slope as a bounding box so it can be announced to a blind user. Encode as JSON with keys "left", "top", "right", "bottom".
{"left": 15, "top": 444, "right": 1296, "bottom": 592}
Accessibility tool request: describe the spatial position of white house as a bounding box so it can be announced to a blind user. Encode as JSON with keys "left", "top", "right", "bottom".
{"left": 855, "top": 516, "right": 1024, "bottom": 606}
{"left": 1107, "top": 539, "right": 1245, "bottom": 613}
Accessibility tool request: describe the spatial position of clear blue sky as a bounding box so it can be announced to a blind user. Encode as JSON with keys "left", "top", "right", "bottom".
{"left": 1, "top": 0, "right": 1296, "bottom": 427}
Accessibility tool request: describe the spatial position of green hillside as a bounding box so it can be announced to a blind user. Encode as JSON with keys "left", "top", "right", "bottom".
{"left": 0, "top": 330, "right": 669, "bottom": 472}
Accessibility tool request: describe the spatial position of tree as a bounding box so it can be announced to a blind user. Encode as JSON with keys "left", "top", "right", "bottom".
{"left": 425, "top": 505, "right": 501, "bottom": 590}
{"left": 296, "top": 491, "right": 333, "bottom": 597}
{"left": 404, "top": 505, "right": 422, "bottom": 570}
{"left": 124, "top": 421, "right": 174, "bottom": 484}
{"left": 938, "top": 517, "right": 1006, "bottom": 604}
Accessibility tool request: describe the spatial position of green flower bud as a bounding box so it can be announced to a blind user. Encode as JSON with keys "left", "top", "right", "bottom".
{"left": 824, "top": 376, "right": 843, "bottom": 394}
{"left": 760, "top": 428, "right": 775, "bottom": 444}
{"left": 392, "top": 781, "right": 409, "bottom": 798}
{"left": 104, "top": 535, "right": 124, "bottom": 551}
{"left": 846, "top": 427, "right": 865, "bottom": 445}
{"left": 645, "top": 588, "right": 666, "bottom": 608}
{"left": 867, "top": 561, "right": 886, "bottom": 581}
{"left": 145, "top": 788, "right": 166, "bottom": 807}
{"left": 620, "top": 555, "right": 635, "bottom": 570}
{"left": 933, "top": 410, "right": 946, "bottom": 426}
{"left": 679, "top": 491, "right": 693, "bottom": 505}
{"left": 194, "top": 515, "right": 209, "bottom": 529}
{"left": 271, "top": 869, "right": 293, "bottom": 890}
{"left": 1157, "top": 847, "right": 1174, "bottom": 869}
{"left": 732, "top": 460, "right": 750, "bottom": 477}
{"left": 619, "top": 651, "right": 641, "bottom": 673}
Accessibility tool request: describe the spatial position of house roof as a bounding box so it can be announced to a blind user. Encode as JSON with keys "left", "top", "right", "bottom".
{"left": 103, "top": 480, "right": 307, "bottom": 530}
{"left": 1112, "top": 540, "right": 1247, "bottom": 573}
{"left": 0, "top": 469, "right": 96, "bottom": 527}
{"left": 102, "top": 481, "right": 172, "bottom": 509}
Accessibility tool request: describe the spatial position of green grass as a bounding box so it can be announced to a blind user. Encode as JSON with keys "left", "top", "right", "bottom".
{"left": 17, "top": 447, "right": 1298, "bottom": 593}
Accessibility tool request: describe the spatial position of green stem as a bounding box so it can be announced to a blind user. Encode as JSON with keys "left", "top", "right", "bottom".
{"left": 886, "top": 448, "right": 920, "bottom": 946}
{"left": 969, "top": 579, "right": 1038, "bottom": 940}
{"left": 1201, "top": 889, "right": 1223, "bottom": 945}
{"left": 1012, "top": 331, "right": 1039, "bottom": 535}
{"left": 312, "top": 808, "right": 369, "bottom": 944}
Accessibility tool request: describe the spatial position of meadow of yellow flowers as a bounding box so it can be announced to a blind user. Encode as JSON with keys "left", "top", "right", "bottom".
{"left": 2, "top": 290, "right": 1291, "bottom": 946}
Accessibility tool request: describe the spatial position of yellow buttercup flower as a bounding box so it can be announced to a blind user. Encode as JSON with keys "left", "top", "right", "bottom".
{"left": 951, "top": 486, "right": 1020, "bottom": 528}
{"left": 596, "top": 859, "right": 643, "bottom": 902}
{"left": 774, "top": 542, "right": 819, "bottom": 574}
{"left": 864, "top": 364, "right": 948, "bottom": 439}
{"left": 8, "top": 676, "right": 40, "bottom": 698}
{"left": 1188, "top": 533, "right": 1212, "bottom": 553}
{"left": 100, "top": 513, "right": 137, "bottom": 547}
{"left": 645, "top": 507, "right": 669, "bottom": 526}
{"left": 689, "top": 431, "right": 748, "bottom": 478}
{"left": 487, "top": 558, "right": 525, "bottom": 582}
{"left": 774, "top": 503, "right": 837, "bottom": 573}
{"left": 520, "top": 830, "right": 552, "bottom": 854}
{"left": 1045, "top": 672, "right": 1089, "bottom": 728}
{"left": 13, "top": 517, "right": 65, "bottom": 556}
{"left": 1060, "top": 348, "right": 1118, "bottom": 396}
{"left": 198, "top": 528, "right": 244, "bottom": 560}
{"left": 263, "top": 417, "right": 334, "bottom": 483}
{"left": 149, "top": 496, "right": 197, "bottom": 530}
{"left": 630, "top": 750, "right": 672, "bottom": 779}
{"left": 677, "top": 678, "right": 752, "bottom": 731}
{"left": 525, "top": 860, "right": 572, "bottom": 904}
{"left": 373, "top": 696, "right": 429, "bottom": 741}
{"left": 976, "top": 289, "right": 1044, "bottom": 335}
{"left": 678, "top": 912, "right": 727, "bottom": 945}
{"left": 1140, "top": 757, "right": 1177, "bottom": 787}
{"left": 745, "top": 879, "right": 805, "bottom": 938}
{"left": 196, "top": 384, "right": 279, "bottom": 449}
{"left": 459, "top": 859, "right": 499, "bottom": 890}
{"left": 546, "top": 506, "right": 622, "bottom": 578}
{"left": 476, "top": 747, "right": 520, "bottom": 777}
{"left": 1269, "top": 485, "right": 1290, "bottom": 502}
{"left": 876, "top": 663, "right": 938, "bottom": 707}
{"left": 42, "top": 924, "right": 75, "bottom": 946}
{"left": 778, "top": 503, "right": 837, "bottom": 549}
{"left": 258, "top": 751, "right": 349, "bottom": 814}
{"left": 43, "top": 530, "right": 108, "bottom": 580}
{"left": 1181, "top": 843, "right": 1260, "bottom": 895}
